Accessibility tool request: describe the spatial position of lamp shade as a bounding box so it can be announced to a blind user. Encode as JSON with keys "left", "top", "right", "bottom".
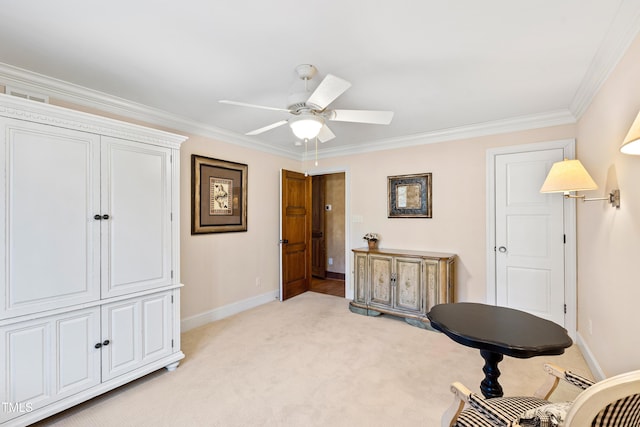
{"left": 540, "top": 159, "right": 598, "bottom": 193}
{"left": 620, "top": 110, "right": 640, "bottom": 155}
{"left": 289, "top": 115, "right": 324, "bottom": 140}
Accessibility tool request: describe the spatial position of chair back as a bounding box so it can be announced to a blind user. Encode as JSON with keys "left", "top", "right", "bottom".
{"left": 566, "top": 369, "right": 640, "bottom": 426}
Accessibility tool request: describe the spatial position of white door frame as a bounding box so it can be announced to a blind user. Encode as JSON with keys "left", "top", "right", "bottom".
{"left": 308, "top": 166, "right": 352, "bottom": 300}
{"left": 486, "top": 139, "right": 577, "bottom": 339}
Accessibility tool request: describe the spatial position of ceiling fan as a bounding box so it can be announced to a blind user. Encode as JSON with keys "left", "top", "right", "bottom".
{"left": 219, "top": 64, "right": 394, "bottom": 143}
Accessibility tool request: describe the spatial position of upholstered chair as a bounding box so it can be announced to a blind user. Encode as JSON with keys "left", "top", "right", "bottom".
{"left": 442, "top": 363, "right": 640, "bottom": 427}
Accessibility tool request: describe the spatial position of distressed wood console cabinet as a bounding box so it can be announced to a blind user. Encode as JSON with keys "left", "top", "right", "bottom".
{"left": 349, "top": 248, "right": 455, "bottom": 328}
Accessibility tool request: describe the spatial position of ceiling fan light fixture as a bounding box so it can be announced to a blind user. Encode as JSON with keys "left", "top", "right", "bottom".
{"left": 289, "top": 115, "right": 324, "bottom": 140}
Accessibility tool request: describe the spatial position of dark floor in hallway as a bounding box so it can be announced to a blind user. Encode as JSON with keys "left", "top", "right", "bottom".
{"left": 310, "top": 277, "right": 345, "bottom": 298}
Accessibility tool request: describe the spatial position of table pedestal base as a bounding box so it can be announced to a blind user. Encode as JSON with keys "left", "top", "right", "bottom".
{"left": 480, "top": 350, "right": 504, "bottom": 399}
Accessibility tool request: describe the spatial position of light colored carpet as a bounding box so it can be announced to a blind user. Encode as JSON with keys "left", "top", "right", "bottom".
{"left": 35, "top": 292, "right": 592, "bottom": 427}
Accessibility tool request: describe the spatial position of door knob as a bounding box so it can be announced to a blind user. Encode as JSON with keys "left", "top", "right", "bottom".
{"left": 498, "top": 246, "right": 507, "bottom": 253}
{"left": 279, "top": 239, "right": 289, "bottom": 244}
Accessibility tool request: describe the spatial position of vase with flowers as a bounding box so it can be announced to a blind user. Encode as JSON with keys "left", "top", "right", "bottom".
{"left": 363, "top": 232, "right": 380, "bottom": 250}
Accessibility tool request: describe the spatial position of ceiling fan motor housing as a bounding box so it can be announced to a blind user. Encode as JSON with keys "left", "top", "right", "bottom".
{"left": 287, "top": 64, "right": 321, "bottom": 111}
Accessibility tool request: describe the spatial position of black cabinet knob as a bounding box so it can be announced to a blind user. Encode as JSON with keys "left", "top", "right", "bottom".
{"left": 102, "top": 340, "right": 110, "bottom": 346}
{"left": 102, "top": 215, "right": 109, "bottom": 220}
{"left": 94, "top": 342, "right": 102, "bottom": 349}
{"left": 94, "top": 214, "right": 102, "bottom": 220}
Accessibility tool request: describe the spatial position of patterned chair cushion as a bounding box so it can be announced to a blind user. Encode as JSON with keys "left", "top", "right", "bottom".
{"left": 454, "top": 394, "right": 551, "bottom": 427}
{"left": 518, "top": 401, "right": 572, "bottom": 427}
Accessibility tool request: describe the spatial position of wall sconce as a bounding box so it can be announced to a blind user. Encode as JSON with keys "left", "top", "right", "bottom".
{"left": 540, "top": 158, "right": 620, "bottom": 208}
{"left": 620, "top": 110, "right": 640, "bottom": 154}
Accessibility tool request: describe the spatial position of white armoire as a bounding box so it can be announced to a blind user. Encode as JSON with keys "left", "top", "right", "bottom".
{"left": 0, "top": 94, "right": 186, "bottom": 426}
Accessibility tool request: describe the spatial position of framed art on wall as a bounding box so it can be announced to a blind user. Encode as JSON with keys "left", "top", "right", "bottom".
{"left": 388, "top": 173, "right": 432, "bottom": 218}
{"left": 191, "top": 155, "right": 248, "bottom": 234}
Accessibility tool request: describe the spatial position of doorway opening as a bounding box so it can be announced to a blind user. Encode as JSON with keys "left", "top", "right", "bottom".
{"left": 310, "top": 172, "right": 346, "bottom": 298}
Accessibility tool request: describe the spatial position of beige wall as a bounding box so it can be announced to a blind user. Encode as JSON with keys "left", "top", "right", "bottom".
{"left": 179, "top": 136, "right": 300, "bottom": 318}
{"left": 574, "top": 33, "right": 640, "bottom": 377}
{"left": 308, "top": 125, "right": 575, "bottom": 303}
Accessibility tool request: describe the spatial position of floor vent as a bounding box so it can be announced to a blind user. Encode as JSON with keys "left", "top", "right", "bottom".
{"left": 5, "top": 86, "right": 49, "bottom": 103}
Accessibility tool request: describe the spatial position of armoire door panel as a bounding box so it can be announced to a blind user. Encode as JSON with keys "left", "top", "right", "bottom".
{"left": 141, "top": 293, "right": 172, "bottom": 362}
{"left": 102, "top": 300, "right": 141, "bottom": 380}
{"left": 0, "top": 118, "right": 101, "bottom": 318}
{"left": 0, "top": 320, "right": 50, "bottom": 423}
{"left": 56, "top": 308, "right": 101, "bottom": 396}
{"left": 101, "top": 137, "right": 173, "bottom": 298}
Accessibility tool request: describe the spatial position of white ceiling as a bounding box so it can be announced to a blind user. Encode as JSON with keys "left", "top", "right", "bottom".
{"left": 1, "top": 1, "right": 640, "bottom": 158}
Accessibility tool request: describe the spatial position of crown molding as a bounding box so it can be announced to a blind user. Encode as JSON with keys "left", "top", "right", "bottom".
{"left": 569, "top": 0, "right": 640, "bottom": 119}
{"left": 308, "top": 109, "right": 577, "bottom": 159}
{"left": 0, "top": 63, "right": 299, "bottom": 160}
{"left": 0, "top": 93, "right": 187, "bottom": 149}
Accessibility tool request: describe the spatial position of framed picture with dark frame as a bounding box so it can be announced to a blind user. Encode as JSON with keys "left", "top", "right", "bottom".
{"left": 191, "top": 155, "right": 248, "bottom": 234}
{"left": 388, "top": 173, "right": 432, "bottom": 218}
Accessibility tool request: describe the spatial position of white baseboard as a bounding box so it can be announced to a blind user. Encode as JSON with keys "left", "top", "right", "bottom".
{"left": 180, "top": 290, "right": 278, "bottom": 332}
{"left": 576, "top": 331, "right": 606, "bottom": 381}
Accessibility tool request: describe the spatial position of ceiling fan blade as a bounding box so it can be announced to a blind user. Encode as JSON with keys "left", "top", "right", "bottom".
{"left": 306, "top": 74, "right": 351, "bottom": 110}
{"left": 318, "top": 125, "right": 335, "bottom": 143}
{"left": 329, "top": 109, "right": 394, "bottom": 125}
{"left": 245, "top": 120, "right": 288, "bottom": 136}
{"left": 219, "top": 100, "right": 291, "bottom": 113}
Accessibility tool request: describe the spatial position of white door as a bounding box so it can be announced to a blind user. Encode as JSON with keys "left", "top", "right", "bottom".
{"left": 101, "top": 136, "right": 173, "bottom": 298}
{"left": 495, "top": 149, "right": 566, "bottom": 326}
{"left": 0, "top": 118, "right": 101, "bottom": 319}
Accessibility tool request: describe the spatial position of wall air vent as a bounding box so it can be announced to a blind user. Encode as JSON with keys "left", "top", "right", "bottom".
{"left": 5, "top": 86, "right": 49, "bottom": 103}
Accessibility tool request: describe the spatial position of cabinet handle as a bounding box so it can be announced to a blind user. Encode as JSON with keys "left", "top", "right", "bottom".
{"left": 102, "top": 214, "right": 110, "bottom": 220}
{"left": 94, "top": 342, "right": 102, "bottom": 349}
{"left": 94, "top": 214, "right": 102, "bottom": 220}
{"left": 102, "top": 339, "right": 110, "bottom": 346}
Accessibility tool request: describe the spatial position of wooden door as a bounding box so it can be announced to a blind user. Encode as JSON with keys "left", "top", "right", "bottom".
{"left": 495, "top": 149, "right": 565, "bottom": 326}
{"left": 280, "top": 170, "right": 312, "bottom": 301}
{"left": 311, "top": 175, "right": 326, "bottom": 278}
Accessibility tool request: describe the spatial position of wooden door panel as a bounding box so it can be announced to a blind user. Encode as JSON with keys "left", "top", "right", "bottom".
{"left": 280, "top": 170, "right": 311, "bottom": 300}
{"left": 395, "top": 258, "right": 423, "bottom": 313}
{"left": 369, "top": 255, "right": 393, "bottom": 307}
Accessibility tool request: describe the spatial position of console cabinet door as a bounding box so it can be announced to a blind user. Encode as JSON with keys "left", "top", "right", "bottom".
{"left": 0, "top": 308, "right": 100, "bottom": 423}
{"left": 368, "top": 255, "right": 393, "bottom": 309}
{"left": 0, "top": 118, "right": 101, "bottom": 319}
{"left": 353, "top": 252, "right": 368, "bottom": 304}
{"left": 101, "top": 292, "right": 173, "bottom": 381}
{"left": 394, "top": 257, "right": 424, "bottom": 314}
{"left": 101, "top": 137, "right": 173, "bottom": 298}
